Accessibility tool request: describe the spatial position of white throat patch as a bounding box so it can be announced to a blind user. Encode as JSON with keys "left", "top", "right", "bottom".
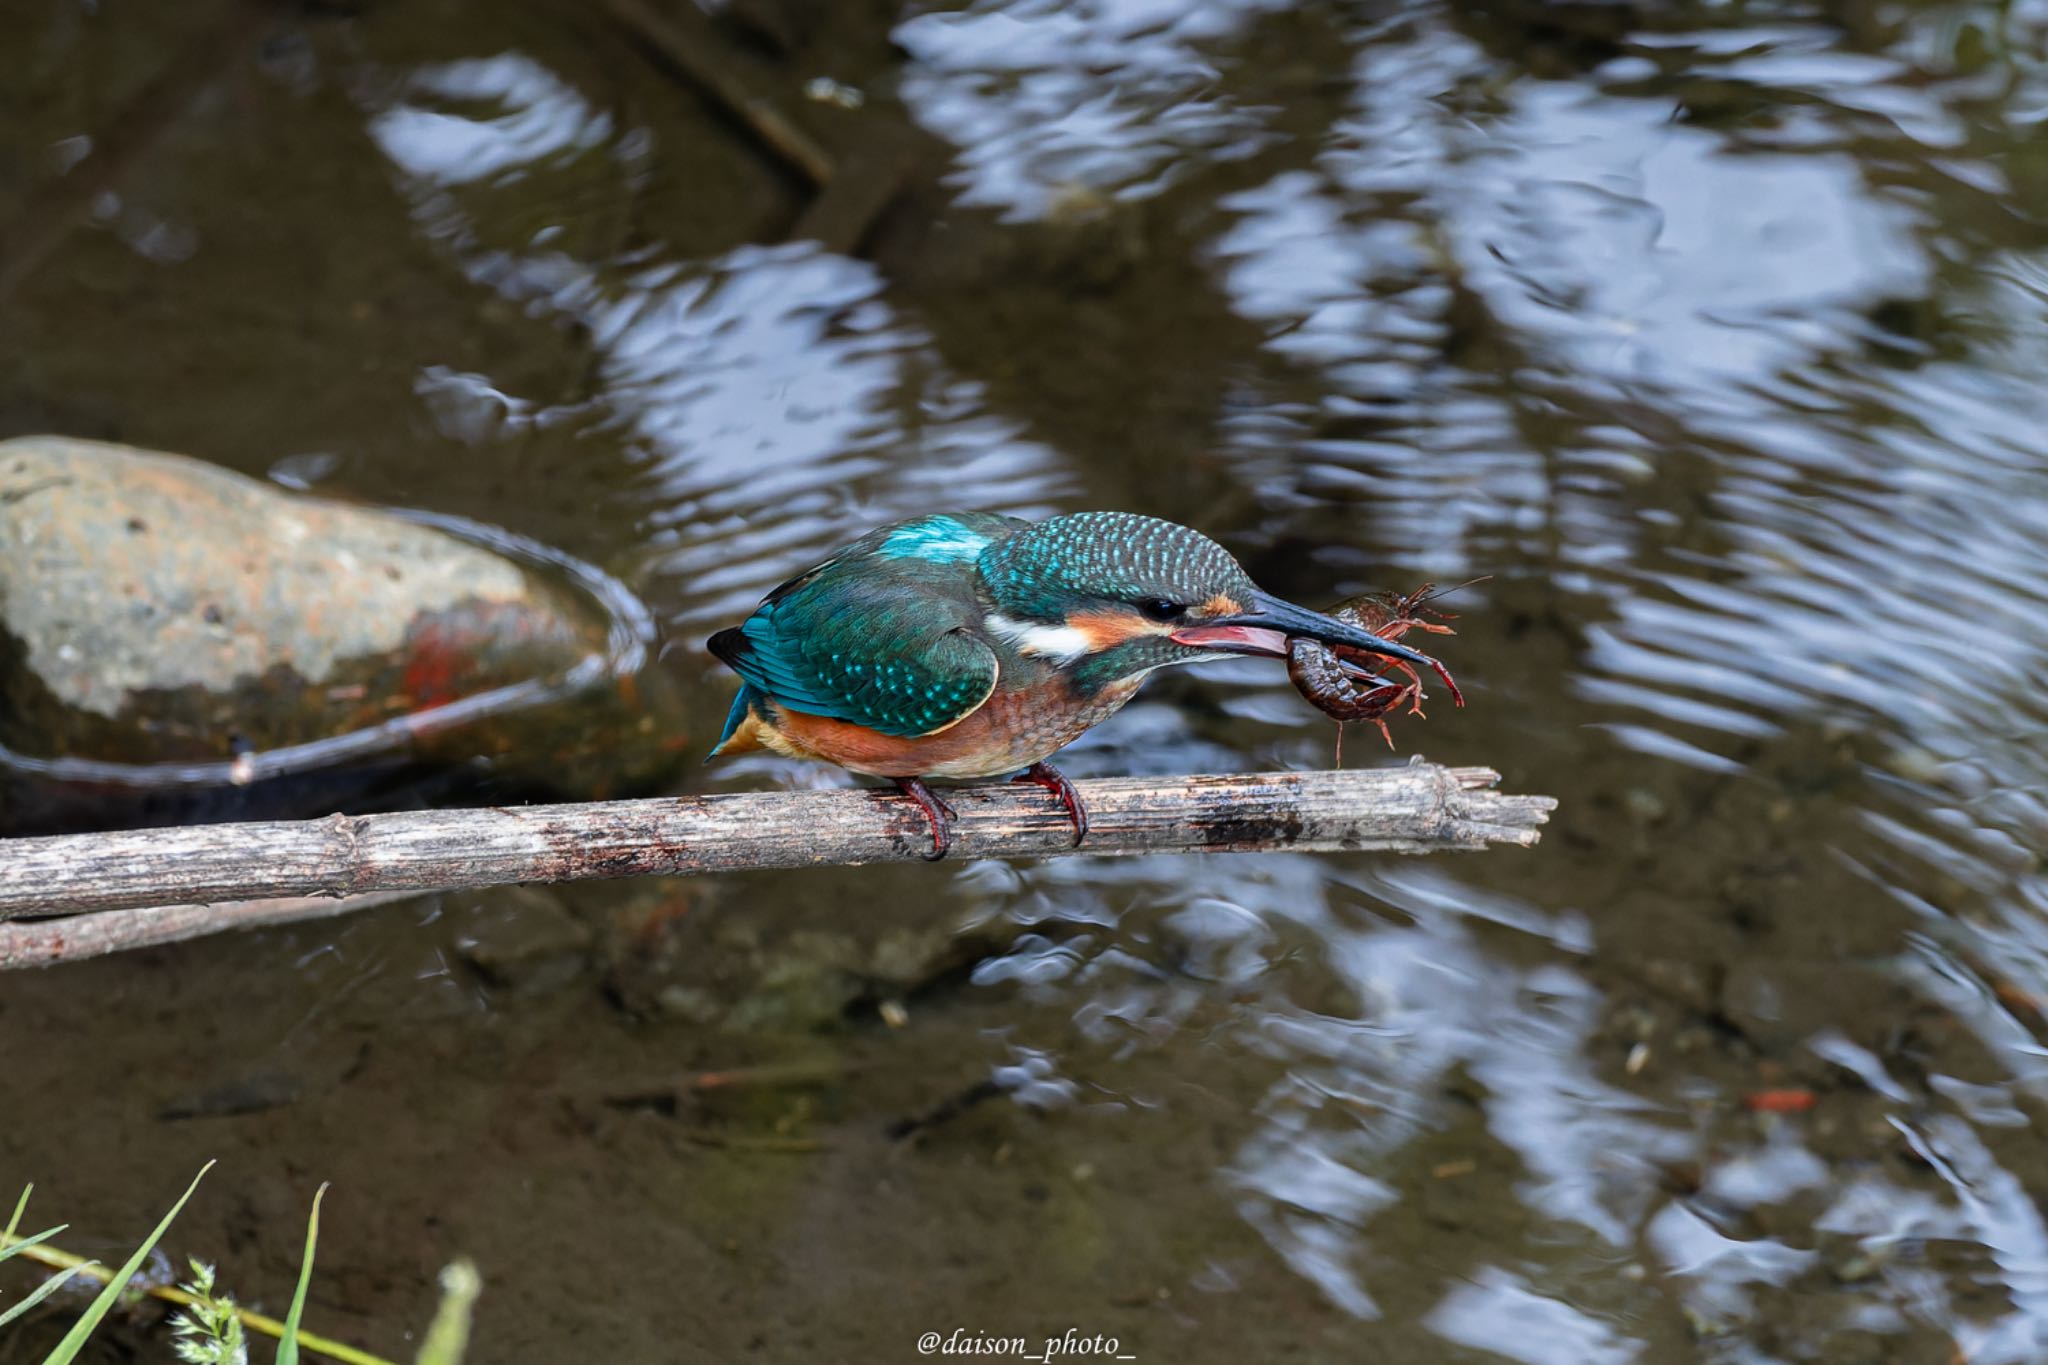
{"left": 985, "top": 611, "right": 1094, "bottom": 663}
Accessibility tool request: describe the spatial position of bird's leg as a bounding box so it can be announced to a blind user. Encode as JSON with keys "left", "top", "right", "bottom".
{"left": 893, "top": 777, "right": 958, "bottom": 861}
{"left": 1012, "top": 761, "right": 1088, "bottom": 846}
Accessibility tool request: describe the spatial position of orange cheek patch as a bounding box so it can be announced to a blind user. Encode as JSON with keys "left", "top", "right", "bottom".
{"left": 1197, "top": 593, "right": 1244, "bottom": 619}
{"left": 1068, "top": 609, "right": 1153, "bottom": 648}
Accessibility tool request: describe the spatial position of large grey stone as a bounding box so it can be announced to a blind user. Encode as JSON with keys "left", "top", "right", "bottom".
{"left": 0, "top": 436, "right": 681, "bottom": 830}
{"left": 1, "top": 436, "right": 550, "bottom": 722}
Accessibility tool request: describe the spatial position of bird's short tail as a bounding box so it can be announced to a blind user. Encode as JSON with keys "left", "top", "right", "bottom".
{"left": 707, "top": 684, "right": 766, "bottom": 760}
{"left": 706, "top": 627, "right": 760, "bottom": 761}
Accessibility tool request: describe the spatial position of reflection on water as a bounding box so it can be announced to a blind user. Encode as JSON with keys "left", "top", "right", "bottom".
{"left": 896, "top": 0, "right": 1293, "bottom": 219}
{"left": 367, "top": 58, "right": 1074, "bottom": 629}
{"left": 5, "top": 0, "right": 2048, "bottom": 1358}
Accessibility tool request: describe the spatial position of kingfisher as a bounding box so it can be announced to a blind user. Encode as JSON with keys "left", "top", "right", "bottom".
{"left": 707, "top": 511, "right": 1454, "bottom": 858}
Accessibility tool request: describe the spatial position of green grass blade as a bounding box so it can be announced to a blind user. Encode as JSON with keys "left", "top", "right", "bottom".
{"left": 0, "top": 1225, "right": 71, "bottom": 1263}
{"left": 0, "top": 1264, "right": 95, "bottom": 1329}
{"left": 3, "top": 1186, "right": 87, "bottom": 1333}
{"left": 275, "top": 1184, "right": 327, "bottom": 1365}
{"left": 39, "top": 1159, "right": 214, "bottom": 1365}
{"left": 4, "top": 1186, "right": 29, "bottom": 1244}
{"left": 411, "top": 1260, "right": 479, "bottom": 1365}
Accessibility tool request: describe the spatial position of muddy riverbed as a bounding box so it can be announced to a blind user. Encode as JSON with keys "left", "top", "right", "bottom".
{"left": 3, "top": 0, "right": 2047, "bottom": 1360}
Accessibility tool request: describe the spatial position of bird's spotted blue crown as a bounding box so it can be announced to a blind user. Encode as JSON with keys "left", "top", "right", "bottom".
{"left": 979, "top": 512, "right": 1256, "bottom": 621}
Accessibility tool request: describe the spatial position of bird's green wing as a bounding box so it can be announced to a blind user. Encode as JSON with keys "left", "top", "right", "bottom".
{"left": 710, "top": 515, "right": 1017, "bottom": 737}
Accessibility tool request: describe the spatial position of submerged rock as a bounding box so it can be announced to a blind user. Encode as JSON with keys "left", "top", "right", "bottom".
{"left": 453, "top": 886, "right": 595, "bottom": 996}
{"left": 0, "top": 435, "right": 682, "bottom": 832}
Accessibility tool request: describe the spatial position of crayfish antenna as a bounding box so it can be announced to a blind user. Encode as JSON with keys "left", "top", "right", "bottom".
{"left": 1413, "top": 575, "right": 1494, "bottom": 612}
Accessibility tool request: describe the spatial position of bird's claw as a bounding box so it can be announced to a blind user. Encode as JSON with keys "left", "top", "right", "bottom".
{"left": 1013, "top": 761, "right": 1088, "bottom": 847}
{"left": 894, "top": 777, "right": 958, "bottom": 860}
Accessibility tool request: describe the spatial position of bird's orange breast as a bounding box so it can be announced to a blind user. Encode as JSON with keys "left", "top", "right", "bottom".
{"left": 737, "top": 674, "right": 1146, "bottom": 780}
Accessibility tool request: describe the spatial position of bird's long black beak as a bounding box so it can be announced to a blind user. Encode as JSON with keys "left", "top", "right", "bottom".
{"left": 1171, "top": 590, "right": 1438, "bottom": 670}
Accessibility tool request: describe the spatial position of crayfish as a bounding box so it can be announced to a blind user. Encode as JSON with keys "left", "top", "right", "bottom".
{"left": 1285, "top": 581, "right": 1479, "bottom": 765}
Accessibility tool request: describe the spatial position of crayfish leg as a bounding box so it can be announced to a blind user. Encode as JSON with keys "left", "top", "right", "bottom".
{"left": 1423, "top": 655, "right": 1465, "bottom": 707}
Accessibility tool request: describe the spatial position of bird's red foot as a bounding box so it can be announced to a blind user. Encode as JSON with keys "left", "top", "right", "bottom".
{"left": 894, "top": 777, "right": 958, "bottom": 860}
{"left": 1013, "top": 761, "right": 1088, "bottom": 846}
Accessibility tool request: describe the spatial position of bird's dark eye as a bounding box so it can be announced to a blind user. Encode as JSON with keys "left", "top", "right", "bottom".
{"left": 1138, "top": 598, "right": 1188, "bottom": 622}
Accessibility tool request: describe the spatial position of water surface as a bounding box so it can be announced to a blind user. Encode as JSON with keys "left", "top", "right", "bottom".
{"left": 2, "top": 0, "right": 2046, "bottom": 1360}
